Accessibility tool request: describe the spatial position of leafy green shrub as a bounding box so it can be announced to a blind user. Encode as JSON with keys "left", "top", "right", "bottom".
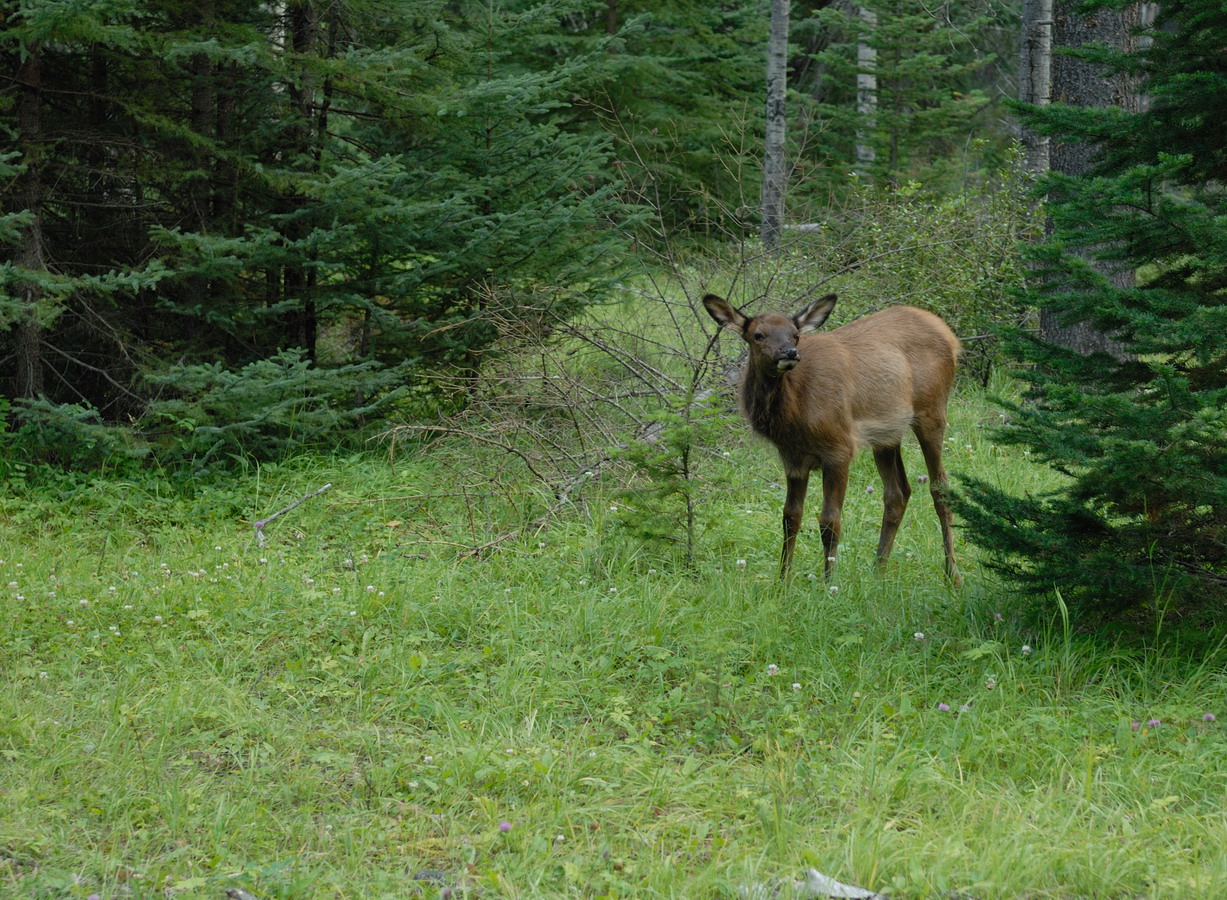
{"left": 787, "top": 160, "right": 1041, "bottom": 383}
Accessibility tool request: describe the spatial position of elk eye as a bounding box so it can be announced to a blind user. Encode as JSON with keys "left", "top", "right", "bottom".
{"left": 752, "top": 332, "right": 764, "bottom": 341}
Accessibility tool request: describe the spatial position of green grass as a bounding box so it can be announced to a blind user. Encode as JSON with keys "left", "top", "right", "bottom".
{"left": 1, "top": 383, "right": 1225, "bottom": 899}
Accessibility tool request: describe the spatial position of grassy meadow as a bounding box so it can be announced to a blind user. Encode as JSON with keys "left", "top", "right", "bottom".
{"left": 2, "top": 380, "right": 1225, "bottom": 900}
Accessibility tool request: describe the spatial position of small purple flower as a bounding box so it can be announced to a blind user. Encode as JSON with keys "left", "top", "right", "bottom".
{"left": 499, "top": 820, "right": 512, "bottom": 833}
{"left": 87, "top": 895, "right": 101, "bottom": 900}
{"left": 1147, "top": 718, "right": 1161, "bottom": 728}
{"left": 865, "top": 485, "right": 874, "bottom": 494}
{"left": 937, "top": 703, "right": 950, "bottom": 712}
{"left": 1204, "top": 713, "right": 1216, "bottom": 723}
{"left": 993, "top": 612, "right": 1003, "bottom": 622}
{"left": 1131, "top": 720, "right": 1141, "bottom": 731}
{"left": 917, "top": 474, "right": 929, "bottom": 484}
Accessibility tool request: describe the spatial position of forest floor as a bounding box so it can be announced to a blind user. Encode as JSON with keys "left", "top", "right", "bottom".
{"left": 2, "top": 382, "right": 1224, "bottom": 900}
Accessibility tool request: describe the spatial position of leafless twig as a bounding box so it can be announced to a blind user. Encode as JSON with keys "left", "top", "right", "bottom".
{"left": 252, "top": 483, "right": 333, "bottom": 546}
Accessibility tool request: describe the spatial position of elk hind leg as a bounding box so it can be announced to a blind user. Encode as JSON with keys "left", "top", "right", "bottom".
{"left": 913, "top": 416, "right": 962, "bottom": 586}
{"left": 872, "top": 444, "right": 911, "bottom": 568}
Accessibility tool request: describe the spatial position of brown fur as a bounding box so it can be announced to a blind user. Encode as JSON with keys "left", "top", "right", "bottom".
{"left": 704, "top": 293, "right": 962, "bottom": 584}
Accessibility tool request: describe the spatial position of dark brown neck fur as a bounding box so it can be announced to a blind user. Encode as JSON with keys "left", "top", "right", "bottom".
{"left": 740, "top": 363, "right": 793, "bottom": 444}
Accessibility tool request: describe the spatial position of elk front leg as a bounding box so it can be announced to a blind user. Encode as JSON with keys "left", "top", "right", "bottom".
{"left": 780, "top": 473, "right": 809, "bottom": 578}
{"left": 818, "top": 461, "right": 850, "bottom": 579}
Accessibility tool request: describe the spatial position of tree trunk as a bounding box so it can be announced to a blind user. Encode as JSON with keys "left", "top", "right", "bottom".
{"left": 1041, "top": 2, "right": 1142, "bottom": 356}
{"left": 14, "top": 45, "right": 47, "bottom": 399}
{"left": 761, "top": 0, "right": 789, "bottom": 251}
{"left": 285, "top": 0, "right": 322, "bottom": 360}
{"left": 855, "top": 6, "right": 877, "bottom": 176}
{"left": 1019, "top": 0, "right": 1052, "bottom": 173}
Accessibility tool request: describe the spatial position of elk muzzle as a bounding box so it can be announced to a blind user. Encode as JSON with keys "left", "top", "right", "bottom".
{"left": 775, "top": 347, "right": 799, "bottom": 373}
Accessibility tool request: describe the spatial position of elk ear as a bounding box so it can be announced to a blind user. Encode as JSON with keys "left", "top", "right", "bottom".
{"left": 702, "top": 294, "right": 750, "bottom": 334}
{"left": 793, "top": 293, "right": 837, "bottom": 333}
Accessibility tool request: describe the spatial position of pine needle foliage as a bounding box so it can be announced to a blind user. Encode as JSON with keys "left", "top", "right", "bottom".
{"left": 960, "top": 0, "right": 1227, "bottom": 623}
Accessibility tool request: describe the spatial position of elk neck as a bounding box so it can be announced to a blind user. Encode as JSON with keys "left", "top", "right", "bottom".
{"left": 739, "top": 357, "right": 804, "bottom": 444}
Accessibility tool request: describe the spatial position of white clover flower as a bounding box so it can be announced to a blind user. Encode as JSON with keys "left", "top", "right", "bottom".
{"left": 914, "top": 632, "right": 925, "bottom": 642}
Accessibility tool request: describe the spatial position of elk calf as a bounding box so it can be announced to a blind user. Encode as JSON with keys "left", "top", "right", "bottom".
{"left": 703, "top": 292, "right": 961, "bottom": 585}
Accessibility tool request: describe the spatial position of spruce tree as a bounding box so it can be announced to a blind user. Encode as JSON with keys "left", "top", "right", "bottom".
{"left": 1, "top": 1, "right": 635, "bottom": 461}
{"left": 960, "top": 0, "right": 1227, "bottom": 622}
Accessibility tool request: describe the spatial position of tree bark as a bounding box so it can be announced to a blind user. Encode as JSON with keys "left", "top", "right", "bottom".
{"left": 14, "top": 45, "right": 47, "bottom": 399}
{"left": 1041, "top": 2, "right": 1142, "bottom": 356}
{"left": 855, "top": 6, "right": 878, "bottom": 176}
{"left": 284, "top": 0, "right": 322, "bottom": 359}
{"left": 1019, "top": 0, "right": 1052, "bottom": 173}
{"left": 761, "top": 0, "right": 789, "bottom": 251}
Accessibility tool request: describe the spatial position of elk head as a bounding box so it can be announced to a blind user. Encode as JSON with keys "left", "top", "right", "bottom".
{"left": 702, "top": 293, "right": 837, "bottom": 376}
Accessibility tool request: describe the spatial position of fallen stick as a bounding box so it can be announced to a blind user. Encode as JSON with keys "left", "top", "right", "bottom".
{"left": 252, "top": 483, "right": 332, "bottom": 547}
